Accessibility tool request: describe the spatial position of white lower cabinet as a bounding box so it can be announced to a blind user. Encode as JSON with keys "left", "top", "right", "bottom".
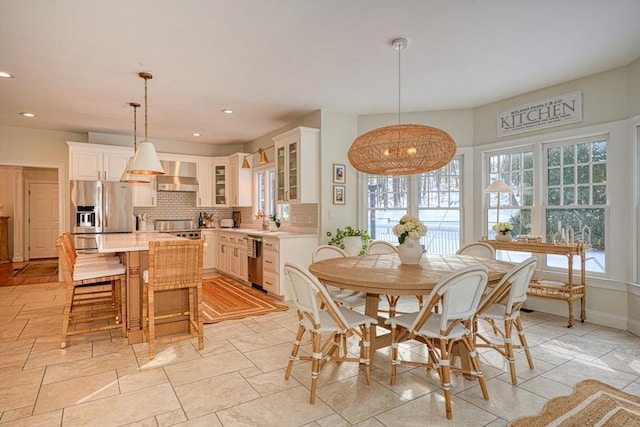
{"left": 229, "top": 235, "right": 248, "bottom": 281}
{"left": 201, "top": 230, "right": 216, "bottom": 270}
{"left": 262, "top": 235, "right": 318, "bottom": 299}
{"left": 263, "top": 238, "right": 279, "bottom": 294}
{"left": 217, "top": 232, "right": 247, "bottom": 282}
{"left": 217, "top": 234, "right": 230, "bottom": 274}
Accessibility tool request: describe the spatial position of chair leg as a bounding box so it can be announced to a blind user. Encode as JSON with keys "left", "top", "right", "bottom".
{"left": 361, "top": 324, "right": 372, "bottom": 385}
{"left": 389, "top": 324, "right": 399, "bottom": 385}
{"left": 309, "top": 331, "right": 322, "bottom": 404}
{"left": 148, "top": 288, "right": 156, "bottom": 360}
{"left": 60, "top": 285, "right": 75, "bottom": 349}
{"left": 119, "top": 278, "right": 127, "bottom": 338}
{"left": 285, "top": 322, "right": 305, "bottom": 380}
{"left": 438, "top": 338, "right": 453, "bottom": 420}
{"left": 196, "top": 286, "right": 204, "bottom": 351}
{"left": 462, "top": 335, "right": 489, "bottom": 400}
{"left": 515, "top": 316, "right": 534, "bottom": 369}
{"left": 504, "top": 318, "right": 517, "bottom": 385}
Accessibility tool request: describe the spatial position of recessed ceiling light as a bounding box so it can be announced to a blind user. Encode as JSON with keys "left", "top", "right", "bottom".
{"left": 192, "top": 133, "right": 201, "bottom": 137}
{"left": 0, "top": 71, "right": 14, "bottom": 79}
{"left": 20, "top": 112, "right": 36, "bottom": 118}
{"left": 221, "top": 109, "right": 234, "bottom": 114}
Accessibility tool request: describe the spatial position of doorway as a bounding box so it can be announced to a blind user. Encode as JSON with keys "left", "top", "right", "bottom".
{"left": 28, "top": 181, "right": 59, "bottom": 259}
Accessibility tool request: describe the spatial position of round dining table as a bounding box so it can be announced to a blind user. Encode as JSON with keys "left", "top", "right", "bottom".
{"left": 309, "top": 253, "right": 515, "bottom": 354}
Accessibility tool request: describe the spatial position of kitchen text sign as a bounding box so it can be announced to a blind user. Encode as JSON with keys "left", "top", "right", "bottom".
{"left": 497, "top": 91, "right": 582, "bottom": 137}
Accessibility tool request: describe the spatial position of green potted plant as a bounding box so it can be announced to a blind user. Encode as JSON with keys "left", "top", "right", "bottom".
{"left": 326, "top": 226, "right": 371, "bottom": 256}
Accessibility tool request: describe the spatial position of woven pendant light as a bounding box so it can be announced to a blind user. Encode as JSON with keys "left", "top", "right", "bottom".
{"left": 348, "top": 38, "right": 456, "bottom": 176}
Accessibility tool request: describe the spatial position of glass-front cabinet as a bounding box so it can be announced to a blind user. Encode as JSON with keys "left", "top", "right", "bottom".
{"left": 214, "top": 162, "right": 228, "bottom": 206}
{"left": 276, "top": 145, "right": 286, "bottom": 202}
{"left": 273, "top": 126, "right": 319, "bottom": 204}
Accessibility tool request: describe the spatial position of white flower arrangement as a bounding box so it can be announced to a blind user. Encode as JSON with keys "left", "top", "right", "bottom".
{"left": 392, "top": 214, "right": 428, "bottom": 244}
{"left": 492, "top": 222, "right": 514, "bottom": 235}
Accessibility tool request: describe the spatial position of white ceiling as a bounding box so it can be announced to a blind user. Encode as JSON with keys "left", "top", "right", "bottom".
{"left": 1, "top": 0, "right": 639, "bottom": 146}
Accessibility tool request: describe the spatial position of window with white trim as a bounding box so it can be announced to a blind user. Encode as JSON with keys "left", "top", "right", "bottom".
{"left": 544, "top": 137, "right": 607, "bottom": 273}
{"left": 486, "top": 150, "right": 534, "bottom": 239}
{"left": 485, "top": 136, "right": 607, "bottom": 274}
{"left": 253, "top": 166, "right": 276, "bottom": 217}
{"left": 365, "top": 157, "right": 463, "bottom": 254}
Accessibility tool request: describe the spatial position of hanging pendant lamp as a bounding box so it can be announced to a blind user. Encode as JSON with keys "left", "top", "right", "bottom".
{"left": 121, "top": 102, "right": 151, "bottom": 183}
{"left": 128, "top": 72, "right": 165, "bottom": 175}
{"left": 348, "top": 38, "right": 456, "bottom": 175}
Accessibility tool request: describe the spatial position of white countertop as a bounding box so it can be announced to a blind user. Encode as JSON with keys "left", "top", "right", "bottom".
{"left": 96, "top": 232, "right": 185, "bottom": 253}
{"left": 213, "top": 228, "right": 318, "bottom": 239}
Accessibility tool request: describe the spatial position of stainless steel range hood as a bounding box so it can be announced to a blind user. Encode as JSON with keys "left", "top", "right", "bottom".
{"left": 157, "top": 160, "right": 199, "bottom": 192}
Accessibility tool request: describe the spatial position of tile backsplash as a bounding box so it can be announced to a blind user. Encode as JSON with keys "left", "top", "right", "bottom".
{"left": 133, "top": 192, "right": 232, "bottom": 229}
{"left": 133, "top": 192, "right": 318, "bottom": 232}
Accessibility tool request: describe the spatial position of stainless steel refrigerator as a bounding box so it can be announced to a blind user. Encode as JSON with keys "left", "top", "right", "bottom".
{"left": 70, "top": 180, "right": 134, "bottom": 251}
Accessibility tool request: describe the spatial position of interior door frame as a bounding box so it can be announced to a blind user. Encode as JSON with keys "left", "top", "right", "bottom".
{"left": 0, "top": 159, "right": 65, "bottom": 263}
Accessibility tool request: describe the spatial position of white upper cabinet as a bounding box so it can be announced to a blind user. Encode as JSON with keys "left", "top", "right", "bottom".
{"left": 212, "top": 159, "right": 228, "bottom": 207}
{"left": 228, "top": 153, "right": 252, "bottom": 207}
{"left": 196, "top": 159, "right": 213, "bottom": 207}
{"left": 133, "top": 176, "right": 157, "bottom": 207}
{"left": 272, "top": 127, "right": 319, "bottom": 204}
{"left": 68, "top": 142, "right": 131, "bottom": 181}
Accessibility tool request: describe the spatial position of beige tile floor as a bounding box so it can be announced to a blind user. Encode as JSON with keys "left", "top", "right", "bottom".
{"left": 1, "top": 278, "right": 639, "bottom": 426}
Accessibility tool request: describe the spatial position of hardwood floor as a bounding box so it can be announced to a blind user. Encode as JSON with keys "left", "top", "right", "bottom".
{"left": 0, "top": 258, "right": 60, "bottom": 286}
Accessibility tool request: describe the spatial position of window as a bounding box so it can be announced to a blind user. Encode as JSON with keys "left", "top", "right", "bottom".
{"left": 253, "top": 166, "right": 276, "bottom": 217}
{"left": 544, "top": 137, "right": 607, "bottom": 273}
{"left": 485, "top": 136, "right": 607, "bottom": 274}
{"left": 486, "top": 150, "right": 534, "bottom": 239}
{"left": 365, "top": 157, "right": 463, "bottom": 254}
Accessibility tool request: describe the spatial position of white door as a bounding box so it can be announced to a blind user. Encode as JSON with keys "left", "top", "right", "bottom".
{"left": 29, "top": 182, "right": 59, "bottom": 259}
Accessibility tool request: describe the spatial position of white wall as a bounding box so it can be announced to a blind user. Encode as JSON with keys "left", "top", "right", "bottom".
{"left": 319, "top": 110, "right": 358, "bottom": 242}
{"left": 358, "top": 109, "right": 475, "bottom": 147}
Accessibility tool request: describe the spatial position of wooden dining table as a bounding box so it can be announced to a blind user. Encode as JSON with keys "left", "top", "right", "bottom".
{"left": 308, "top": 253, "right": 515, "bottom": 352}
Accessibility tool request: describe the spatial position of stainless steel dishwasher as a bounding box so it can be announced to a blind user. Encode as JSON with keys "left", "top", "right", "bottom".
{"left": 247, "top": 235, "right": 264, "bottom": 290}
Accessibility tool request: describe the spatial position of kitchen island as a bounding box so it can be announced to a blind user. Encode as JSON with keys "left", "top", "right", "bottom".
{"left": 96, "top": 232, "right": 187, "bottom": 344}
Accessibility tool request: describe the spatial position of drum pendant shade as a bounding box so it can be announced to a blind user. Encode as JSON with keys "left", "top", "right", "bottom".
{"left": 348, "top": 124, "right": 456, "bottom": 175}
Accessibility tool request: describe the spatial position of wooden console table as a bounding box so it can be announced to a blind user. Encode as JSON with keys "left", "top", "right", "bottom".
{"left": 484, "top": 240, "right": 586, "bottom": 327}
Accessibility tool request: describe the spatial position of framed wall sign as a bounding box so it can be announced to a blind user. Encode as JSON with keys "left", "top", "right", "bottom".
{"left": 333, "top": 163, "right": 345, "bottom": 184}
{"left": 333, "top": 185, "right": 345, "bottom": 205}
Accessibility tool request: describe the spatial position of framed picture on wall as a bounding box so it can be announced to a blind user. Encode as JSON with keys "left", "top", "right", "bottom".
{"left": 333, "top": 185, "right": 345, "bottom": 205}
{"left": 333, "top": 163, "right": 346, "bottom": 184}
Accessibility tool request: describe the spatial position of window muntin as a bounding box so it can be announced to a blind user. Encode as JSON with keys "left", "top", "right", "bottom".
{"left": 365, "top": 157, "right": 463, "bottom": 254}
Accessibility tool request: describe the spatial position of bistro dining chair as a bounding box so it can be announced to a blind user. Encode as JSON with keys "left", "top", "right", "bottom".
{"left": 142, "top": 239, "right": 204, "bottom": 359}
{"left": 366, "top": 240, "right": 424, "bottom": 316}
{"left": 312, "top": 245, "right": 366, "bottom": 308}
{"left": 456, "top": 241, "right": 496, "bottom": 259}
{"left": 385, "top": 264, "right": 490, "bottom": 420}
{"left": 56, "top": 235, "right": 127, "bottom": 349}
{"left": 474, "top": 256, "right": 537, "bottom": 385}
{"left": 283, "top": 262, "right": 378, "bottom": 404}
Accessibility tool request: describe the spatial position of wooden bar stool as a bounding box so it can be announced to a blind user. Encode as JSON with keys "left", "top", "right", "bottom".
{"left": 56, "top": 236, "right": 127, "bottom": 349}
{"left": 142, "top": 239, "right": 204, "bottom": 359}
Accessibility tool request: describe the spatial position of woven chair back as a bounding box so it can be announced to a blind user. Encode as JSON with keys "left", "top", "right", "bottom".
{"left": 147, "top": 239, "right": 203, "bottom": 291}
